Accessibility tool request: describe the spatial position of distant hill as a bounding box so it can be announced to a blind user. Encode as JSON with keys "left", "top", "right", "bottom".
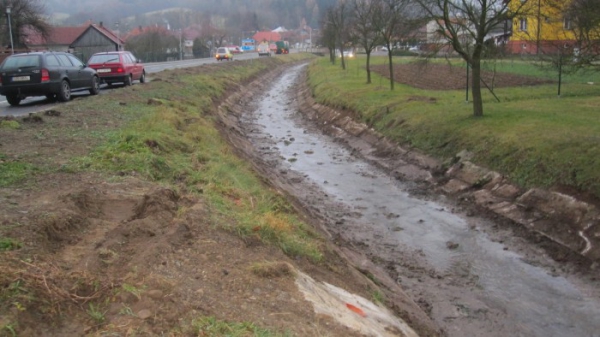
{"left": 42, "top": 0, "right": 338, "bottom": 30}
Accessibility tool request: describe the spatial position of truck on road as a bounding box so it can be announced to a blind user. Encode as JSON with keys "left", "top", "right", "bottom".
{"left": 275, "top": 41, "right": 289, "bottom": 54}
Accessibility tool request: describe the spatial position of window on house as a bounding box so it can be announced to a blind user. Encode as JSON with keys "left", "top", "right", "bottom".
{"left": 564, "top": 17, "right": 572, "bottom": 30}
{"left": 519, "top": 18, "right": 528, "bottom": 31}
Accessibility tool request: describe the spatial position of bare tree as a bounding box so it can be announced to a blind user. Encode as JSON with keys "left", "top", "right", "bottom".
{"left": 126, "top": 29, "right": 178, "bottom": 62}
{"left": 352, "top": 0, "right": 383, "bottom": 84}
{"left": 326, "top": 1, "right": 352, "bottom": 70}
{"left": 415, "top": 0, "right": 529, "bottom": 116}
{"left": 2, "top": 0, "right": 50, "bottom": 50}
{"left": 372, "top": 0, "right": 414, "bottom": 91}
{"left": 320, "top": 8, "right": 338, "bottom": 63}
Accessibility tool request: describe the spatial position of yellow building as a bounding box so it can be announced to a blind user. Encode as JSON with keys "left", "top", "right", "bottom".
{"left": 507, "top": 0, "right": 576, "bottom": 54}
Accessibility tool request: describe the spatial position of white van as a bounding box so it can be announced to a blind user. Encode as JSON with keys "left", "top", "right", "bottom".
{"left": 257, "top": 42, "right": 271, "bottom": 56}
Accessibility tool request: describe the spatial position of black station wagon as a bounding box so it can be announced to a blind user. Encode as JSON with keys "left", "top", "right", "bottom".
{"left": 0, "top": 51, "right": 100, "bottom": 106}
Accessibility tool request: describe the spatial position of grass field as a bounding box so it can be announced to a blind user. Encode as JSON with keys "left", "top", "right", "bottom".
{"left": 308, "top": 55, "right": 600, "bottom": 199}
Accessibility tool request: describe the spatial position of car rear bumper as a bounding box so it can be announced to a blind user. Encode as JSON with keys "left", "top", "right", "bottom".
{"left": 98, "top": 75, "right": 129, "bottom": 83}
{"left": 0, "top": 82, "right": 62, "bottom": 97}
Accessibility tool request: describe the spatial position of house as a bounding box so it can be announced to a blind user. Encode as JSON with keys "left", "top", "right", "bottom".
{"left": 24, "top": 21, "right": 123, "bottom": 62}
{"left": 23, "top": 25, "right": 87, "bottom": 53}
{"left": 253, "top": 31, "right": 282, "bottom": 44}
{"left": 70, "top": 22, "right": 124, "bottom": 61}
{"left": 507, "top": 0, "right": 576, "bottom": 54}
{"left": 422, "top": 18, "right": 473, "bottom": 54}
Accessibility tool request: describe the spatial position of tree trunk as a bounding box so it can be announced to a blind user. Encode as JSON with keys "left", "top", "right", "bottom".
{"left": 471, "top": 57, "right": 483, "bottom": 117}
{"left": 366, "top": 52, "right": 372, "bottom": 84}
{"left": 387, "top": 51, "right": 394, "bottom": 90}
{"left": 340, "top": 43, "right": 346, "bottom": 70}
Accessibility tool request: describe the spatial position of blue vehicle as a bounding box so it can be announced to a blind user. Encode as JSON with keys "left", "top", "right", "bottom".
{"left": 241, "top": 38, "right": 256, "bottom": 52}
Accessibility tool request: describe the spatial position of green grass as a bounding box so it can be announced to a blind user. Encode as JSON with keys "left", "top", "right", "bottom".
{"left": 0, "top": 237, "right": 22, "bottom": 251}
{"left": 0, "top": 158, "right": 36, "bottom": 187}
{"left": 86, "top": 303, "right": 106, "bottom": 323}
{"left": 63, "top": 54, "right": 322, "bottom": 262}
{"left": 0, "top": 120, "right": 20, "bottom": 129}
{"left": 191, "top": 316, "right": 292, "bottom": 337}
{"left": 309, "top": 56, "right": 600, "bottom": 198}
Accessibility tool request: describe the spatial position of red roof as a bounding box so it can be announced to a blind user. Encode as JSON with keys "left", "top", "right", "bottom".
{"left": 24, "top": 25, "right": 87, "bottom": 46}
{"left": 253, "top": 31, "right": 282, "bottom": 43}
{"left": 24, "top": 21, "right": 123, "bottom": 48}
{"left": 93, "top": 23, "right": 123, "bottom": 45}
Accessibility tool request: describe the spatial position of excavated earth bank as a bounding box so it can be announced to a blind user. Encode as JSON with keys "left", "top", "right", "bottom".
{"left": 215, "top": 59, "right": 600, "bottom": 334}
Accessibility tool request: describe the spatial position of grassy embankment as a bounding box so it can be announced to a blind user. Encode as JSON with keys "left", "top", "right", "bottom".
{"left": 1, "top": 54, "right": 321, "bottom": 335}
{"left": 1, "top": 54, "right": 322, "bottom": 260}
{"left": 309, "top": 56, "right": 600, "bottom": 199}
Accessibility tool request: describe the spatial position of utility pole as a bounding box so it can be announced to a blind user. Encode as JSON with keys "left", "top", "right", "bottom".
{"left": 179, "top": 29, "right": 183, "bottom": 60}
{"left": 6, "top": 5, "right": 14, "bottom": 54}
{"left": 536, "top": 0, "right": 541, "bottom": 54}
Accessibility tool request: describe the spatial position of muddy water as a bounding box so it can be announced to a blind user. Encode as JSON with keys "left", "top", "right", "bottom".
{"left": 245, "top": 64, "right": 600, "bottom": 337}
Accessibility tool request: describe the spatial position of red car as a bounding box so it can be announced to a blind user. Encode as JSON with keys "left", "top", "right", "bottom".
{"left": 87, "top": 51, "right": 145, "bottom": 86}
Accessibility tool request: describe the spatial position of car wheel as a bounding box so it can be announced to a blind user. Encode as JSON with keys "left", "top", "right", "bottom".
{"left": 57, "top": 80, "right": 71, "bottom": 102}
{"left": 6, "top": 95, "right": 21, "bottom": 106}
{"left": 139, "top": 71, "right": 146, "bottom": 84}
{"left": 89, "top": 76, "right": 100, "bottom": 95}
{"left": 124, "top": 74, "right": 132, "bottom": 86}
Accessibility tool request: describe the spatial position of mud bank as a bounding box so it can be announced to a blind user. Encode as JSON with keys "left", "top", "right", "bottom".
{"left": 290, "top": 66, "right": 600, "bottom": 265}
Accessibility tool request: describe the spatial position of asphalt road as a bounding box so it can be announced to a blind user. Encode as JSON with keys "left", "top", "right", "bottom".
{"left": 0, "top": 52, "right": 259, "bottom": 117}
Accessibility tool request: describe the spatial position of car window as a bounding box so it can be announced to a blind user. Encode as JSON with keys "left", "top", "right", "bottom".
{"left": 67, "top": 54, "right": 84, "bottom": 67}
{"left": 56, "top": 54, "right": 73, "bottom": 66}
{"left": 123, "top": 54, "right": 133, "bottom": 64}
{"left": 45, "top": 55, "right": 60, "bottom": 67}
{"left": 1, "top": 55, "right": 40, "bottom": 69}
{"left": 89, "top": 54, "right": 120, "bottom": 63}
{"left": 217, "top": 48, "right": 226, "bottom": 53}
{"left": 127, "top": 53, "right": 137, "bottom": 63}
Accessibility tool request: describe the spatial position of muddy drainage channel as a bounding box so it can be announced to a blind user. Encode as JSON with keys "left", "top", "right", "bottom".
{"left": 228, "top": 63, "right": 600, "bottom": 337}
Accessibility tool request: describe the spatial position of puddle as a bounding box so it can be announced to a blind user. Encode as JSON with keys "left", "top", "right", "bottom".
{"left": 244, "top": 64, "right": 600, "bottom": 337}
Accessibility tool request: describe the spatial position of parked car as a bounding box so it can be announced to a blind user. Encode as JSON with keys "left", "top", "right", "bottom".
{"left": 215, "top": 47, "right": 233, "bottom": 61}
{"left": 0, "top": 51, "right": 100, "bottom": 106}
{"left": 87, "top": 51, "right": 145, "bottom": 86}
